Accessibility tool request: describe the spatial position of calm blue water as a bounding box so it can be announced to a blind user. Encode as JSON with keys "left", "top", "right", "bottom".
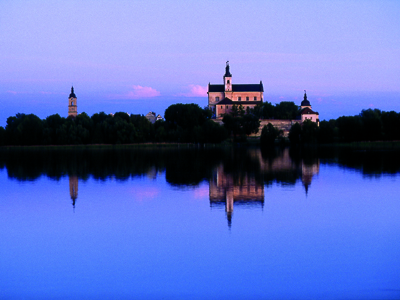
{"left": 0, "top": 148, "right": 399, "bottom": 299}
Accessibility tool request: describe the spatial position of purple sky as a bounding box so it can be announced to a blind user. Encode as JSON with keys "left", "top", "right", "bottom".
{"left": 1, "top": 0, "right": 399, "bottom": 126}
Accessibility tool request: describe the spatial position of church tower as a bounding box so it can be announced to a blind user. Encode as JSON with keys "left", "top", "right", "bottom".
{"left": 68, "top": 86, "right": 77, "bottom": 118}
{"left": 300, "top": 90, "right": 311, "bottom": 110}
{"left": 224, "top": 61, "right": 232, "bottom": 92}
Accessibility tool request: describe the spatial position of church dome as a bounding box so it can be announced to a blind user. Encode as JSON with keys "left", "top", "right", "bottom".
{"left": 301, "top": 90, "right": 310, "bottom": 106}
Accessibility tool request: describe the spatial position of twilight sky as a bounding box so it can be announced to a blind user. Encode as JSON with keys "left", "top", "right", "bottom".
{"left": 1, "top": 0, "right": 399, "bottom": 126}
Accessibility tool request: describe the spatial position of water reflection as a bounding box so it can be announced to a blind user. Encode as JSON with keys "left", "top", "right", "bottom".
{"left": 210, "top": 164, "right": 265, "bottom": 227}
{"left": 1, "top": 147, "right": 400, "bottom": 299}
{"left": 210, "top": 148, "right": 320, "bottom": 227}
{"left": 1, "top": 147, "right": 399, "bottom": 184}
{"left": 69, "top": 175, "right": 78, "bottom": 209}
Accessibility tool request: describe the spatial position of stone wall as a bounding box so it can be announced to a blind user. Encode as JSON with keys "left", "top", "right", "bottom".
{"left": 213, "top": 118, "right": 300, "bottom": 137}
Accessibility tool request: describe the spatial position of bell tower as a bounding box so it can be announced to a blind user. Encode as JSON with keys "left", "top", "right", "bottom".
{"left": 224, "top": 61, "right": 232, "bottom": 92}
{"left": 68, "top": 86, "right": 77, "bottom": 118}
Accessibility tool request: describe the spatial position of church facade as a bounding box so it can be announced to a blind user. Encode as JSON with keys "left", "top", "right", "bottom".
{"left": 208, "top": 62, "right": 264, "bottom": 118}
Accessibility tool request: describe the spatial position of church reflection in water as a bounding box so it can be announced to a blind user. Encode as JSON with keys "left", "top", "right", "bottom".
{"left": 69, "top": 176, "right": 78, "bottom": 209}
{"left": 209, "top": 149, "right": 320, "bottom": 227}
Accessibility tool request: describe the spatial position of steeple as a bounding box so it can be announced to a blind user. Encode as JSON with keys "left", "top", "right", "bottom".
{"left": 69, "top": 86, "right": 76, "bottom": 98}
{"left": 224, "top": 61, "right": 232, "bottom": 92}
{"left": 301, "top": 90, "right": 311, "bottom": 108}
{"left": 224, "top": 61, "right": 232, "bottom": 77}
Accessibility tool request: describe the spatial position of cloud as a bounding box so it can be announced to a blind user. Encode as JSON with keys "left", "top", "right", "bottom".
{"left": 111, "top": 85, "right": 160, "bottom": 99}
{"left": 6, "top": 90, "right": 28, "bottom": 95}
{"left": 133, "top": 188, "right": 160, "bottom": 201}
{"left": 175, "top": 85, "right": 207, "bottom": 97}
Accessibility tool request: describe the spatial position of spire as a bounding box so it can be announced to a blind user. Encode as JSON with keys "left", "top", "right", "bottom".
{"left": 301, "top": 89, "right": 311, "bottom": 107}
{"left": 224, "top": 61, "right": 232, "bottom": 77}
{"left": 69, "top": 86, "right": 76, "bottom": 98}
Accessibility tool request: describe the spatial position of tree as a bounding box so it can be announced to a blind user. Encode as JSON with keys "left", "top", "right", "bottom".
{"left": 202, "top": 120, "right": 228, "bottom": 143}
{"left": 336, "top": 115, "right": 363, "bottom": 142}
{"left": 381, "top": 111, "right": 400, "bottom": 140}
{"left": 222, "top": 114, "right": 242, "bottom": 140}
{"left": 260, "top": 123, "right": 281, "bottom": 148}
{"left": 242, "top": 113, "right": 260, "bottom": 136}
{"left": 288, "top": 122, "right": 302, "bottom": 145}
{"left": 0, "top": 126, "right": 5, "bottom": 146}
{"left": 274, "top": 102, "right": 299, "bottom": 120}
{"left": 261, "top": 102, "right": 275, "bottom": 119}
{"left": 318, "top": 120, "right": 337, "bottom": 144}
{"left": 5, "top": 113, "right": 43, "bottom": 145}
{"left": 164, "top": 103, "right": 211, "bottom": 142}
{"left": 301, "top": 119, "right": 319, "bottom": 143}
{"left": 359, "top": 109, "right": 383, "bottom": 141}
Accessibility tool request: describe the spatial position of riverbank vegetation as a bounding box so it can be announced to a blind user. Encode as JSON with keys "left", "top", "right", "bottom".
{"left": 286, "top": 109, "right": 400, "bottom": 145}
{"left": 0, "top": 104, "right": 229, "bottom": 146}
{"left": 0, "top": 104, "right": 399, "bottom": 147}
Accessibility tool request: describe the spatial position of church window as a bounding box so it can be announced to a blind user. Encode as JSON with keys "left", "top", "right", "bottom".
{"left": 238, "top": 97, "right": 241, "bottom": 101}
{"left": 246, "top": 97, "right": 249, "bottom": 101}
{"left": 227, "top": 80, "right": 230, "bottom": 84}
{"left": 71, "top": 101, "right": 74, "bottom": 106}
{"left": 254, "top": 97, "right": 257, "bottom": 100}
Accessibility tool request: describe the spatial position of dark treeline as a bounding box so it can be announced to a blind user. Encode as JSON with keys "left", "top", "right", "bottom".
{"left": 253, "top": 101, "right": 299, "bottom": 120}
{"left": 0, "top": 104, "right": 229, "bottom": 146}
{"left": 287, "top": 108, "right": 400, "bottom": 145}
{"left": 1, "top": 147, "right": 399, "bottom": 186}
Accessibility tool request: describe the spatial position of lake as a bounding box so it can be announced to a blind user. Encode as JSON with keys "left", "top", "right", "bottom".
{"left": 1, "top": 146, "right": 399, "bottom": 299}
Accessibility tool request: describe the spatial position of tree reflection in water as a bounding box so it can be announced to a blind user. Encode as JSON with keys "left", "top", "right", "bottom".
{"left": 1, "top": 146, "right": 400, "bottom": 219}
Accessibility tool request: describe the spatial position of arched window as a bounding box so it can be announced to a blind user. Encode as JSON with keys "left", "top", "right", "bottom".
{"left": 71, "top": 101, "right": 74, "bottom": 106}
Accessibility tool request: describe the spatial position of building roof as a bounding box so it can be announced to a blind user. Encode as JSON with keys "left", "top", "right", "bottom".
{"left": 69, "top": 86, "right": 76, "bottom": 98}
{"left": 301, "top": 90, "right": 310, "bottom": 107}
{"left": 216, "top": 98, "right": 262, "bottom": 105}
{"left": 209, "top": 83, "right": 263, "bottom": 93}
{"left": 216, "top": 97, "right": 234, "bottom": 104}
{"left": 300, "top": 107, "right": 319, "bottom": 115}
{"left": 224, "top": 61, "right": 232, "bottom": 77}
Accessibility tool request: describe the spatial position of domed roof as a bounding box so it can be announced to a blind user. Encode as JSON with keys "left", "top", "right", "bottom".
{"left": 301, "top": 90, "right": 310, "bottom": 107}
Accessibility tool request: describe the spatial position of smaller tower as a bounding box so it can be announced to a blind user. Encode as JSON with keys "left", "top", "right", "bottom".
{"left": 224, "top": 61, "right": 232, "bottom": 92}
{"left": 68, "top": 86, "right": 77, "bottom": 118}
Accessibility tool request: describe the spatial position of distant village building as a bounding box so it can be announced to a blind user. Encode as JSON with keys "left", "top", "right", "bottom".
{"left": 145, "top": 112, "right": 163, "bottom": 124}
{"left": 299, "top": 90, "right": 319, "bottom": 125}
{"left": 208, "top": 62, "right": 264, "bottom": 118}
{"left": 68, "top": 86, "right": 78, "bottom": 118}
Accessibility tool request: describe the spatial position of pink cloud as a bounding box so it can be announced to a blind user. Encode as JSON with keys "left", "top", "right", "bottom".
{"left": 111, "top": 85, "right": 160, "bottom": 99}
{"left": 193, "top": 186, "right": 209, "bottom": 199}
{"left": 131, "top": 188, "right": 160, "bottom": 201}
{"left": 6, "top": 90, "right": 31, "bottom": 95}
{"left": 175, "top": 85, "right": 207, "bottom": 97}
